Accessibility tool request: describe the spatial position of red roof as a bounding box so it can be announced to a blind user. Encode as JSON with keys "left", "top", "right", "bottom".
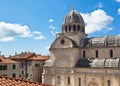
{"left": 0, "top": 56, "right": 17, "bottom": 64}
{"left": 9, "top": 52, "right": 49, "bottom": 61}
{"left": 27, "top": 55, "right": 49, "bottom": 61}
{"left": 0, "top": 76, "right": 52, "bottom": 86}
{"left": 9, "top": 52, "right": 35, "bottom": 60}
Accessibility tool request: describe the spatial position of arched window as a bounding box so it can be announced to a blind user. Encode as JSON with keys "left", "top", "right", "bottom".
{"left": 96, "top": 50, "right": 98, "bottom": 58}
{"left": 110, "top": 50, "right": 113, "bottom": 58}
{"left": 79, "top": 78, "right": 81, "bottom": 86}
{"left": 68, "top": 77, "right": 70, "bottom": 85}
{"left": 83, "top": 51, "right": 86, "bottom": 58}
{"left": 65, "top": 26, "right": 67, "bottom": 32}
{"left": 57, "top": 76, "right": 60, "bottom": 84}
{"left": 69, "top": 25, "right": 71, "bottom": 32}
{"left": 77, "top": 25, "right": 80, "bottom": 31}
{"left": 73, "top": 25, "right": 76, "bottom": 31}
{"left": 108, "top": 80, "right": 111, "bottom": 86}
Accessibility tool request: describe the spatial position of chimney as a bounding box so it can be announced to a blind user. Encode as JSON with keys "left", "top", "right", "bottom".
{"left": 2, "top": 55, "right": 4, "bottom": 57}
{"left": 15, "top": 52, "right": 17, "bottom": 55}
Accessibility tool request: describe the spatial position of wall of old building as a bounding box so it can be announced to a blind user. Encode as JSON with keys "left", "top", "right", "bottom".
{"left": 80, "top": 47, "right": 120, "bottom": 58}
{"left": 50, "top": 48, "right": 80, "bottom": 67}
{"left": 0, "top": 63, "right": 19, "bottom": 78}
{"left": 43, "top": 67, "right": 120, "bottom": 86}
{"left": 32, "top": 60, "right": 44, "bottom": 82}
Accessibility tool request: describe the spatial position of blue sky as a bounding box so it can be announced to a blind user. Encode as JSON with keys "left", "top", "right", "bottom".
{"left": 0, "top": 0, "right": 120, "bottom": 56}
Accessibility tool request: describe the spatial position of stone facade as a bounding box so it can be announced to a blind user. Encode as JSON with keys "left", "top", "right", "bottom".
{"left": 0, "top": 56, "right": 19, "bottom": 78}
{"left": 42, "top": 6, "right": 120, "bottom": 86}
{"left": 9, "top": 52, "right": 48, "bottom": 82}
{"left": 43, "top": 67, "right": 120, "bottom": 86}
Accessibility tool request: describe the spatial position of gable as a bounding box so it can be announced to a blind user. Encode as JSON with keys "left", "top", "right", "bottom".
{"left": 50, "top": 37, "right": 76, "bottom": 49}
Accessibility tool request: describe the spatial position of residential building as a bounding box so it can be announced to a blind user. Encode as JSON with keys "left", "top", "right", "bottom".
{"left": 9, "top": 52, "right": 49, "bottom": 82}
{"left": 0, "top": 56, "right": 19, "bottom": 78}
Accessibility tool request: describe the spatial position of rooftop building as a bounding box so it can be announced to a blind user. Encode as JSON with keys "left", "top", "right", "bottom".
{"left": 9, "top": 52, "right": 49, "bottom": 82}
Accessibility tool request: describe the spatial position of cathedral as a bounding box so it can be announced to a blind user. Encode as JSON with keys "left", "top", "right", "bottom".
{"left": 42, "top": 6, "right": 120, "bottom": 86}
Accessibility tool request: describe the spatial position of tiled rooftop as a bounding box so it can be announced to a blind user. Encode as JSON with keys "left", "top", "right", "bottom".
{"left": 0, "top": 56, "right": 17, "bottom": 64}
{"left": 0, "top": 76, "right": 52, "bottom": 86}
{"left": 9, "top": 52, "right": 49, "bottom": 61}
{"left": 27, "top": 55, "right": 48, "bottom": 61}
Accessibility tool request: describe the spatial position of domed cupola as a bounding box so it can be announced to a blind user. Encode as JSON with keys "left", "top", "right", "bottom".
{"left": 62, "top": 6, "right": 85, "bottom": 33}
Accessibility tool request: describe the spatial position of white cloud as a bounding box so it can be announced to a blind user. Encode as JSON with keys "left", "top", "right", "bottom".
{"left": 116, "top": 0, "right": 120, "bottom": 3}
{"left": 49, "top": 25, "right": 57, "bottom": 29}
{"left": 48, "top": 19, "right": 54, "bottom": 23}
{"left": 33, "top": 31, "right": 41, "bottom": 35}
{"left": 34, "top": 35, "right": 46, "bottom": 40}
{"left": 0, "top": 22, "right": 32, "bottom": 42}
{"left": 118, "top": 8, "right": 120, "bottom": 15}
{"left": 0, "top": 37, "right": 14, "bottom": 42}
{"left": 81, "top": 9, "right": 113, "bottom": 34}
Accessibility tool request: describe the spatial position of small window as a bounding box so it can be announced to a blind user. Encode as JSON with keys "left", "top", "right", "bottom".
{"left": 79, "top": 78, "right": 81, "bottom": 86}
{"left": 73, "top": 25, "right": 76, "bottom": 31}
{"left": 108, "top": 80, "right": 111, "bottom": 86}
{"left": 69, "top": 25, "right": 71, "bottom": 32}
{"left": 57, "top": 76, "right": 60, "bottom": 84}
{"left": 13, "top": 73, "right": 16, "bottom": 78}
{"left": 83, "top": 51, "right": 86, "bottom": 58}
{"left": 0, "top": 65, "right": 7, "bottom": 70}
{"left": 110, "top": 50, "right": 113, "bottom": 58}
{"left": 4, "top": 65, "right": 7, "bottom": 70}
{"left": 65, "top": 26, "right": 67, "bottom": 32}
{"left": 19, "top": 74, "right": 21, "bottom": 78}
{"left": 0, "top": 66, "right": 2, "bottom": 70}
{"left": 61, "top": 39, "right": 65, "bottom": 44}
{"left": 13, "top": 64, "right": 16, "bottom": 69}
{"left": 68, "top": 77, "right": 70, "bottom": 85}
{"left": 35, "top": 64, "right": 40, "bottom": 67}
{"left": 22, "top": 70, "right": 24, "bottom": 75}
{"left": 96, "top": 50, "right": 98, "bottom": 58}
{"left": 77, "top": 25, "right": 80, "bottom": 31}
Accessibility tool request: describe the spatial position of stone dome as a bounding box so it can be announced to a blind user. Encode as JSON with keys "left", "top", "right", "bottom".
{"left": 62, "top": 6, "right": 86, "bottom": 33}
{"left": 63, "top": 7, "right": 85, "bottom": 26}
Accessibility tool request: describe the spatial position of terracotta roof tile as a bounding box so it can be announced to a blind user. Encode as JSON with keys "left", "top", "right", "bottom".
{"left": 27, "top": 55, "right": 49, "bottom": 61}
{"left": 0, "top": 56, "right": 17, "bottom": 64}
{"left": 9, "top": 52, "right": 35, "bottom": 60}
{"left": 9, "top": 52, "right": 49, "bottom": 61}
{"left": 0, "top": 76, "right": 53, "bottom": 86}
